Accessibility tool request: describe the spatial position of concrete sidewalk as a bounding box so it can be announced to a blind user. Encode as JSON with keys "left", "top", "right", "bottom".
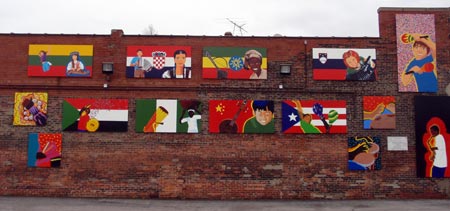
{"left": 0, "top": 197, "right": 449, "bottom": 211}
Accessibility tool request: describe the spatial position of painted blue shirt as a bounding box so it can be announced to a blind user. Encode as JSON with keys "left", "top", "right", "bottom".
{"left": 405, "top": 54, "right": 437, "bottom": 92}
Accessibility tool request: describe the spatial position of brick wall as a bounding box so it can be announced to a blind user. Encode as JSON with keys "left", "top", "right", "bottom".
{"left": 0, "top": 8, "right": 449, "bottom": 199}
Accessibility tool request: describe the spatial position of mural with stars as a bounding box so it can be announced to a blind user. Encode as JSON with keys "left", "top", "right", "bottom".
{"left": 209, "top": 100, "right": 274, "bottom": 133}
{"left": 202, "top": 47, "right": 267, "bottom": 79}
{"left": 282, "top": 100, "right": 347, "bottom": 134}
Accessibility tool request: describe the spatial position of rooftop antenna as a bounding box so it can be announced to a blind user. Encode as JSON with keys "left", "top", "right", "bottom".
{"left": 227, "top": 18, "right": 247, "bottom": 36}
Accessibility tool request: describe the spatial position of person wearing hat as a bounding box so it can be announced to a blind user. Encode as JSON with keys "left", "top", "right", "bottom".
{"left": 179, "top": 107, "right": 202, "bottom": 133}
{"left": 244, "top": 49, "right": 267, "bottom": 79}
{"left": 66, "top": 51, "right": 90, "bottom": 76}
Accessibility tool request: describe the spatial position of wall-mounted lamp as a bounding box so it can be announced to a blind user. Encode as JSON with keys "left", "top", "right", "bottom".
{"left": 280, "top": 64, "right": 292, "bottom": 75}
{"left": 102, "top": 62, "right": 114, "bottom": 81}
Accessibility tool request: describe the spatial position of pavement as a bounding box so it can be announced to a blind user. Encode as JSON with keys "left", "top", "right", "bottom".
{"left": 0, "top": 197, "right": 449, "bottom": 211}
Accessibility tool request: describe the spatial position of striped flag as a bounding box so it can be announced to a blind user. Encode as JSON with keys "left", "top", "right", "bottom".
{"left": 312, "top": 48, "right": 376, "bottom": 81}
{"left": 28, "top": 44, "right": 93, "bottom": 77}
{"left": 136, "top": 99, "right": 202, "bottom": 133}
{"left": 126, "top": 46, "right": 192, "bottom": 78}
{"left": 202, "top": 47, "right": 267, "bottom": 79}
{"left": 62, "top": 99, "right": 128, "bottom": 132}
{"left": 282, "top": 100, "right": 347, "bottom": 134}
{"left": 28, "top": 133, "right": 62, "bottom": 168}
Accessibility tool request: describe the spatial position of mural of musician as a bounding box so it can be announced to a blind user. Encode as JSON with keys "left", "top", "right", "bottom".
{"left": 209, "top": 100, "right": 274, "bottom": 133}
{"left": 28, "top": 44, "right": 93, "bottom": 77}
{"left": 363, "top": 96, "right": 396, "bottom": 129}
{"left": 282, "top": 100, "right": 347, "bottom": 134}
{"left": 28, "top": 133, "right": 62, "bottom": 168}
{"left": 312, "top": 48, "right": 376, "bottom": 81}
{"left": 62, "top": 98, "right": 128, "bottom": 132}
{"left": 13, "top": 92, "right": 48, "bottom": 126}
{"left": 126, "top": 46, "right": 192, "bottom": 79}
{"left": 202, "top": 47, "right": 267, "bottom": 79}
{"left": 136, "top": 99, "right": 201, "bottom": 133}
{"left": 415, "top": 96, "right": 450, "bottom": 178}
{"left": 348, "top": 136, "right": 381, "bottom": 170}
{"left": 396, "top": 14, "right": 437, "bottom": 93}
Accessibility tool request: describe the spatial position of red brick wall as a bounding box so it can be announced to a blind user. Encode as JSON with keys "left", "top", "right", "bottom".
{"left": 0, "top": 8, "right": 449, "bottom": 199}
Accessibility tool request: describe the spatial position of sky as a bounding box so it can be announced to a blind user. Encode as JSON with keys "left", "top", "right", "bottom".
{"left": 0, "top": 0, "right": 448, "bottom": 37}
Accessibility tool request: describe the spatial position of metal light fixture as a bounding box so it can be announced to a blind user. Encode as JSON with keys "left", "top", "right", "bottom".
{"left": 102, "top": 62, "right": 114, "bottom": 81}
{"left": 280, "top": 64, "right": 291, "bottom": 75}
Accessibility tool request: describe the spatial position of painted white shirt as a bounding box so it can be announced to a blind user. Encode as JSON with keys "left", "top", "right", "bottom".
{"left": 181, "top": 115, "right": 201, "bottom": 133}
{"left": 434, "top": 134, "right": 447, "bottom": 168}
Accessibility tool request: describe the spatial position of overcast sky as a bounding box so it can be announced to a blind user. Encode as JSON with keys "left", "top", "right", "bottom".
{"left": 0, "top": 0, "right": 448, "bottom": 37}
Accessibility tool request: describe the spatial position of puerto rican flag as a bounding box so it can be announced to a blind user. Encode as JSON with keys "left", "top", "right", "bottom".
{"left": 282, "top": 100, "right": 347, "bottom": 134}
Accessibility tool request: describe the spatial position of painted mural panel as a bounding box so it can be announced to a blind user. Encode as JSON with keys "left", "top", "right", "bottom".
{"left": 282, "top": 100, "right": 347, "bottom": 134}
{"left": 363, "top": 96, "right": 396, "bottom": 129}
{"left": 202, "top": 47, "right": 267, "bottom": 79}
{"left": 62, "top": 98, "right": 128, "bottom": 132}
{"left": 28, "top": 133, "right": 62, "bottom": 168}
{"left": 136, "top": 99, "right": 202, "bottom": 133}
{"left": 396, "top": 14, "right": 437, "bottom": 92}
{"left": 312, "top": 48, "right": 376, "bottom": 81}
{"left": 126, "top": 46, "right": 192, "bottom": 78}
{"left": 209, "top": 100, "right": 274, "bottom": 133}
{"left": 28, "top": 44, "right": 93, "bottom": 77}
{"left": 13, "top": 92, "right": 48, "bottom": 126}
{"left": 348, "top": 137, "right": 381, "bottom": 170}
{"left": 415, "top": 96, "right": 450, "bottom": 178}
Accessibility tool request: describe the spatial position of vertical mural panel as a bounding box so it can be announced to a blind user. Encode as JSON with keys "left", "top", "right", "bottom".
{"left": 396, "top": 14, "right": 437, "bottom": 92}
{"left": 209, "top": 100, "right": 274, "bottom": 133}
{"left": 348, "top": 137, "right": 381, "bottom": 170}
{"left": 13, "top": 92, "right": 48, "bottom": 126}
{"left": 126, "top": 46, "right": 192, "bottom": 78}
{"left": 28, "top": 133, "right": 62, "bottom": 168}
{"left": 312, "top": 48, "right": 376, "bottom": 81}
{"left": 282, "top": 100, "right": 347, "bottom": 134}
{"left": 62, "top": 99, "right": 128, "bottom": 132}
{"left": 28, "top": 44, "right": 93, "bottom": 77}
{"left": 135, "top": 99, "right": 202, "bottom": 133}
{"left": 363, "top": 96, "right": 396, "bottom": 129}
{"left": 415, "top": 96, "right": 450, "bottom": 178}
{"left": 202, "top": 47, "right": 267, "bottom": 79}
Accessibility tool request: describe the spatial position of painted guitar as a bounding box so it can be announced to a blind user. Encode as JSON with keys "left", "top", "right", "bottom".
{"left": 219, "top": 100, "right": 247, "bottom": 133}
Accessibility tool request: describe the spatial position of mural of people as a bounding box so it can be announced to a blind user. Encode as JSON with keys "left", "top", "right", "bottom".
{"left": 342, "top": 50, "right": 376, "bottom": 81}
{"left": 66, "top": 51, "right": 90, "bottom": 77}
{"left": 38, "top": 50, "right": 52, "bottom": 72}
{"left": 427, "top": 125, "right": 448, "bottom": 178}
{"left": 130, "top": 49, "right": 146, "bottom": 78}
{"left": 400, "top": 33, "right": 437, "bottom": 92}
{"left": 77, "top": 105, "right": 91, "bottom": 132}
{"left": 14, "top": 92, "right": 48, "bottom": 126}
{"left": 363, "top": 96, "right": 396, "bottom": 129}
{"left": 348, "top": 137, "right": 381, "bottom": 170}
{"left": 243, "top": 100, "right": 274, "bottom": 133}
{"left": 244, "top": 49, "right": 267, "bottom": 79}
{"left": 163, "top": 49, "right": 192, "bottom": 78}
{"left": 179, "top": 108, "right": 201, "bottom": 133}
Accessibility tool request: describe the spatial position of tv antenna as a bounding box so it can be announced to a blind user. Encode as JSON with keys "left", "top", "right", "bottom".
{"left": 227, "top": 18, "right": 247, "bottom": 36}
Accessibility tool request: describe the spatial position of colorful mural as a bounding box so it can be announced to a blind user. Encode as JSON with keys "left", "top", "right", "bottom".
{"left": 312, "top": 48, "right": 376, "bottom": 81}
{"left": 13, "top": 92, "right": 48, "bottom": 126}
{"left": 209, "top": 100, "right": 274, "bottom": 133}
{"left": 28, "top": 133, "right": 62, "bottom": 168}
{"left": 126, "top": 46, "right": 192, "bottom": 78}
{"left": 396, "top": 14, "right": 437, "bottom": 92}
{"left": 282, "top": 100, "right": 347, "bottom": 134}
{"left": 415, "top": 96, "right": 450, "bottom": 178}
{"left": 348, "top": 136, "right": 381, "bottom": 170}
{"left": 62, "top": 99, "right": 128, "bottom": 132}
{"left": 28, "top": 44, "right": 93, "bottom": 77}
{"left": 202, "top": 47, "right": 267, "bottom": 79}
{"left": 363, "top": 96, "right": 396, "bottom": 129}
{"left": 136, "top": 99, "right": 202, "bottom": 133}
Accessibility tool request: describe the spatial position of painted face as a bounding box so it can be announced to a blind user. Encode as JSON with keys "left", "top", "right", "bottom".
{"left": 248, "top": 57, "right": 261, "bottom": 72}
{"left": 72, "top": 54, "right": 78, "bottom": 61}
{"left": 412, "top": 45, "right": 428, "bottom": 60}
{"left": 137, "top": 51, "right": 143, "bottom": 57}
{"left": 345, "top": 56, "right": 359, "bottom": 69}
{"left": 255, "top": 107, "right": 273, "bottom": 126}
{"left": 174, "top": 53, "right": 186, "bottom": 66}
